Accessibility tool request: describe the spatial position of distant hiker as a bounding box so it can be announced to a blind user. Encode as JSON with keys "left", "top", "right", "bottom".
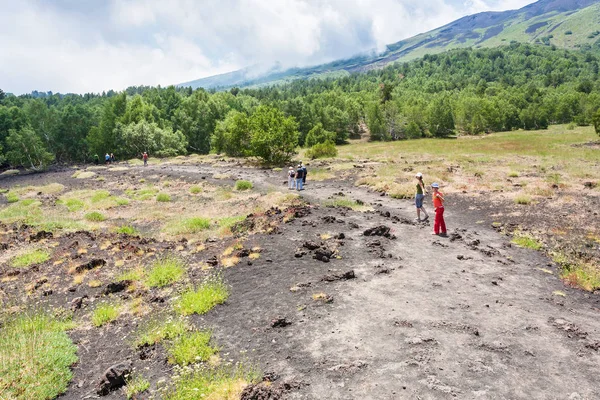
{"left": 295, "top": 164, "right": 304, "bottom": 191}
{"left": 142, "top": 152, "right": 148, "bottom": 166}
{"left": 110, "top": 153, "right": 115, "bottom": 164}
{"left": 93, "top": 154, "right": 99, "bottom": 165}
{"left": 431, "top": 183, "right": 447, "bottom": 236}
{"left": 288, "top": 166, "right": 296, "bottom": 190}
{"left": 414, "top": 172, "right": 429, "bottom": 222}
{"left": 105, "top": 153, "right": 110, "bottom": 165}
{"left": 301, "top": 162, "right": 307, "bottom": 185}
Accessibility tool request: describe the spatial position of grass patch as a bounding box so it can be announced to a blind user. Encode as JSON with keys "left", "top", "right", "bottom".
{"left": 6, "top": 191, "right": 19, "bottom": 203}
{"left": 514, "top": 194, "right": 532, "bottom": 205}
{"left": 10, "top": 249, "right": 51, "bottom": 268}
{"left": 174, "top": 277, "right": 229, "bottom": 316}
{"left": 116, "top": 225, "right": 138, "bottom": 235}
{"left": 91, "top": 303, "right": 121, "bottom": 327}
{"left": 0, "top": 313, "right": 77, "bottom": 400}
{"left": 511, "top": 233, "right": 543, "bottom": 250}
{"left": 163, "top": 364, "right": 259, "bottom": 400}
{"left": 190, "top": 185, "right": 202, "bottom": 194}
{"left": 508, "top": 171, "right": 520, "bottom": 178}
{"left": 125, "top": 373, "right": 150, "bottom": 399}
{"left": 61, "top": 198, "right": 84, "bottom": 212}
{"left": 72, "top": 171, "right": 96, "bottom": 179}
{"left": 234, "top": 180, "right": 253, "bottom": 191}
{"left": 125, "top": 187, "right": 158, "bottom": 201}
{"left": 90, "top": 190, "right": 110, "bottom": 203}
{"left": 168, "top": 217, "right": 212, "bottom": 235}
{"left": 135, "top": 318, "right": 189, "bottom": 347}
{"left": 85, "top": 211, "right": 107, "bottom": 222}
{"left": 167, "top": 330, "right": 218, "bottom": 366}
{"left": 156, "top": 193, "right": 172, "bottom": 202}
{"left": 117, "top": 267, "right": 145, "bottom": 282}
{"left": 145, "top": 255, "right": 186, "bottom": 288}
{"left": 554, "top": 252, "right": 600, "bottom": 292}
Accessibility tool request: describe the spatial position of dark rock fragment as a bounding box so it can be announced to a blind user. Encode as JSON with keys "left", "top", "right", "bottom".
{"left": 103, "top": 280, "right": 131, "bottom": 295}
{"left": 75, "top": 259, "right": 106, "bottom": 273}
{"left": 302, "top": 241, "right": 320, "bottom": 250}
{"left": 322, "top": 270, "right": 356, "bottom": 282}
{"left": 271, "top": 317, "right": 292, "bottom": 328}
{"left": 29, "top": 231, "right": 53, "bottom": 242}
{"left": 97, "top": 362, "right": 132, "bottom": 395}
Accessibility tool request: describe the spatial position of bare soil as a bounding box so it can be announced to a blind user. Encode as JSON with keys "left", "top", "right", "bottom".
{"left": 1, "top": 161, "right": 599, "bottom": 400}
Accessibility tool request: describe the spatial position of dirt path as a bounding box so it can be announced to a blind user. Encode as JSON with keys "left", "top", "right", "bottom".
{"left": 147, "top": 163, "right": 600, "bottom": 399}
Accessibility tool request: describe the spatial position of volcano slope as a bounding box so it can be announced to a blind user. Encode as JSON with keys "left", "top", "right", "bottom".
{"left": 0, "top": 157, "right": 599, "bottom": 400}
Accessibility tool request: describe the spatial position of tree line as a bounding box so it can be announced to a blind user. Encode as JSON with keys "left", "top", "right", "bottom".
{"left": 1, "top": 42, "right": 600, "bottom": 169}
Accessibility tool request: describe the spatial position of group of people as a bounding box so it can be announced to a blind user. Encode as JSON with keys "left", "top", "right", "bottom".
{"left": 92, "top": 152, "right": 149, "bottom": 166}
{"left": 414, "top": 172, "right": 447, "bottom": 236}
{"left": 288, "top": 162, "right": 307, "bottom": 190}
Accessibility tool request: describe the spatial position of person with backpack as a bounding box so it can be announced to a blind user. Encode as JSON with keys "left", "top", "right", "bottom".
{"left": 431, "top": 182, "right": 447, "bottom": 236}
{"left": 288, "top": 166, "right": 296, "bottom": 190}
{"left": 414, "top": 172, "right": 429, "bottom": 222}
{"left": 110, "top": 153, "right": 116, "bottom": 164}
{"left": 295, "top": 164, "right": 304, "bottom": 191}
{"left": 105, "top": 153, "right": 110, "bottom": 165}
{"left": 142, "top": 152, "right": 148, "bottom": 166}
{"left": 301, "top": 162, "right": 307, "bottom": 185}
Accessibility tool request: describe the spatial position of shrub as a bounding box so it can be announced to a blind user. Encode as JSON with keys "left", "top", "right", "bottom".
{"left": 306, "top": 140, "right": 338, "bottom": 159}
{"left": 305, "top": 123, "right": 335, "bottom": 147}
{"left": 85, "top": 211, "right": 106, "bottom": 222}
{"left": 10, "top": 249, "right": 50, "bottom": 268}
{"left": 234, "top": 180, "right": 253, "bottom": 191}
{"left": 175, "top": 277, "right": 229, "bottom": 316}
{"left": 92, "top": 304, "right": 120, "bottom": 327}
{"left": 156, "top": 193, "right": 171, "bottom": 202}
{"left": 593, "top": 109, "right": 600, "bottom": 136}
{"left": 167, "top": 330, "right": 218, "bottom": 366}
{"left": 0, "top": 313, "right": 77, "bottom": 399}
{"left": 146, "top": 255, "right": 186, "bottom": 288}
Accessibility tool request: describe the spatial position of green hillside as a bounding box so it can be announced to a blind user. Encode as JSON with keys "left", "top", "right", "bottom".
{"left": 179, "top": 0, "right": 600, "bottom": 90}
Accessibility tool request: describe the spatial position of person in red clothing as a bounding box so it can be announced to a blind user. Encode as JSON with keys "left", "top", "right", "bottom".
{"left": 142, "top": 152, "right": 148, "bottom": 166}
{"left": 431, "top": 182, "right": 447, "bottom": 236}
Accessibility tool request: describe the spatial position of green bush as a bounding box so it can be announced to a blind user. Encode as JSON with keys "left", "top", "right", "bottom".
{"left": 234, "top": 180, "right": 253, "bottom": 191}
{"left": 305, "top": 123, "right": 335, "bottom": 147}
{"left": 156, "top": 193, "right": 171, "bottom": 202}
{"left": 593, "top": 109, "right": 600, "bottom": 136}
{"left": 306, "top": 140, "right": 338, "bottom": 159}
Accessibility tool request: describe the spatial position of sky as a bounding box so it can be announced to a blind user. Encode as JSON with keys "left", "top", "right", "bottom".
{"left": 0, "top": 0, "right": 536, "bottom": 94}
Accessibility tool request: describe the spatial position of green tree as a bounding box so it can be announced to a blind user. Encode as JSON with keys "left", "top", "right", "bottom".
{"left": 118, "top": 120, "right": 187, "bottom": 158}
{"left": 366, "top": 103, "right": 387, "bottom": 141}
{"left": 593, "top": 109, "right": 600, "bottom": 135}
{"left": 249, "top": 105, "right": 298, "bottom": 164}
{"left": 87, "top": 93, "right": 127, "bottom": 156}
{"left": 5, "top": 126, "right": 54, "bottom": 170}
{"left": 0, "top": 88, "right": 5, "bottom": 101}
{"left": 211, "top": 110, "right": 250, "bottom": 157}
{"left": 427, "top": 95, "right": 455, "bottom": 137}
{"left": 305, "top": 123, "right": 335, "bottom": 147}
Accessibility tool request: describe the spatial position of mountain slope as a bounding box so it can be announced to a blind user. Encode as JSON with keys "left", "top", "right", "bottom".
{"left": 179, "top": 0, "right": 600, "bottom": 90}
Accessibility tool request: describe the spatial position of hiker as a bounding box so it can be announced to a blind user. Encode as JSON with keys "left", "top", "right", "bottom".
{"left": 295, "top": 164, "right": 304, "bottom": 191}
{"left": 415, "top": 172, "right": 429, "bottom": 222}
{"left": 93, "top": 154, "right": 99, "bottom": 165}
{"left": 105, "top": 153, "right": 110, "bottom": 165}
{"left": 110, "top": 153, "right": 116, "bottom": 164}
{"left": 142, "top": 152, "right": 148, "bottom": 166}
{"left": 301, "top": 162, "right": 307, "bottom": 185}
{"left": 431, "top": 183, "right": 447, "bottom": 236}
{"left": 288, "top": 166, "right": 296, "bottom": 190}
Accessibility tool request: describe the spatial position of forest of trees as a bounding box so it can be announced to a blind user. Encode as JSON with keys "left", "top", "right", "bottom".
{"left": 1, "top": 42, "right": 600, "bottom": 169}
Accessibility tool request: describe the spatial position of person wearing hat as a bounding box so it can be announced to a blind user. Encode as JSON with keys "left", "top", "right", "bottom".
{"left": 431, "top": 182, "right": 447, "bottom": 236}
{"left": 414, "top": 172, "right": 429, "bottom": 222}
{"left": 288, "top": 166, "right": 297, "bottom": 190}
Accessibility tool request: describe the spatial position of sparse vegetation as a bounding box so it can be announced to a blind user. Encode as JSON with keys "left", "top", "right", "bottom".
{"left": 116, "top": 225, "right": 138, "bottom": 235}
{"left": 514, "top": 194, "right": 532, "bottom": 205}
{"left": 511, "top": 233, "right": 543, "bottom": 250}
{"left": 6, "top": 191, "right": 18, "bottom": 203}
{"left": 157, "top": 193, "right": 172, "bottom": 202}
{"left": 190, "top": 185, "right": 202, "bottom": 194}
{"left": 234, "top": 180, "right": 253, "bottom": 191}
{"left": 175, "top": 277, "right": 229, "bottom": 316}
{"left": 145, "top": 255, "right": 186, "bottom": 288}
{"left": 125, "top": 373, "right": 150, "bottom": 399}
{"left": 92, "top": 303, "right": 121, "bottom": 327}
{"left": 135, "top": 318, "right": 189, "bottom": 347}
{"left": 0, "top": 313, "right": 77, "bottom": 400}
{"left": 85, "top": 211, "right": 107, "bottom": 222}
{"left": 169, "top": 217, "right": 211, "bottom": 234}
{"left": 167, "top": 330, "right": 218, "bottom": 366}
{"left": 554, "top": 252, "right": 600, "bottom": 292}
{"left": 10, "top": 249, "right": 50, "bottom": 268}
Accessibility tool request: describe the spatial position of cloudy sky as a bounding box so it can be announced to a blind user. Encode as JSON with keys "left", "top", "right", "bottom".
{"left": 0, "top": 0, "right": 535, "bottom": 94}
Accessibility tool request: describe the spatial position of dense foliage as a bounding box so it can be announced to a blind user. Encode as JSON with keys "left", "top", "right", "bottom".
{"left": 1, "top": 43, "right": 600, "bottom": 168}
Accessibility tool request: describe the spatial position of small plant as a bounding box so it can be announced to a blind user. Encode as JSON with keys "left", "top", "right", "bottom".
{"left": 511, "top": 233, "right": 543, "bottom": 250}
{"left": 85, "top": 211, "right": 106, "bottom": 222}
{"left": 167, "top": 330, "right": 218, "bottom": 366}
{"left": 156, "top": 193, "right": 171, "bottom": 202}
{"left": 10, "top": 249, "right": 50, "bottom": 268}
{"left": 175, "top": 277, "right": 229, "bottom": 316}
{"left": 62, "top": 198, "right": 85, "bottom": 212}
{"left": 6, "top": 191, "right": 19, "bottom": 203}
{"left": 234, "top": 180, "right": 253, "bottom": 191}
{"left": 92, "top": 303, "right": 120, "bottom": 327}
{"left": 135, "top": 318, "right": 189, "bottom": 347}
{"left": 178, "top": 217, "right": 211, "bottom": 234}
{"left": 125, "top": 373, "right": 150, "bottom": 399}
{"left": 117, "top": 267, "right": 145, "bottom": 282}
{"left": 508, "top": 171, "right": 519, "bottom": 178}
{"left": 116, "top": 225, "right": 138, "bottom": 235}
{"left": 514, "top": 194, "right": 531, "bottom": 205}
{"left": 554, "top": 252, "right": 600, "bottom": 292}
{"left": 0, "top": 313, "right": 77, "bottom": 400}
{"left": 115, "top": 197, "right": 130, "bottom": 206}
{"left": 190, "top": 185, "right": 202, "bottom": 194}
{"left": 146, "top": 255, "right": 186, "bottom": 288}
{"left": 306, "top": 140, "right": 338, "bottom": 159}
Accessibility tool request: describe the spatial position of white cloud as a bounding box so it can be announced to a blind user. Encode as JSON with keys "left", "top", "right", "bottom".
{"left": 0, "top": 0, "right": 536, "bottom": 94}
